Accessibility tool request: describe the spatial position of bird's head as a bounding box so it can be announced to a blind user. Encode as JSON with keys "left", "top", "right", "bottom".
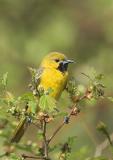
{"left": 40, "top": 52, "right": 74, "bottom": 72}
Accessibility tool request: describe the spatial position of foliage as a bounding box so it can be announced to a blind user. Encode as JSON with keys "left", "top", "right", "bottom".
{"left": 0, "top": 69, "right": 110, "bottom": 160}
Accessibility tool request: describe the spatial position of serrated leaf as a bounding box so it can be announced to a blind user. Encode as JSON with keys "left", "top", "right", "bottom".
{"left": 39, "top": 95, "right": 56, "bottom": 112}
{"left": 28, "top": 101, "right": 37, "bottom": 114}
{"left": 20, "top": 92, "right": 35, "bottom": 102}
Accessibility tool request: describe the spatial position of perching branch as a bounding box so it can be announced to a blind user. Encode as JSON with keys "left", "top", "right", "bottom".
{"left": 47, "top": 107, "right": 78, "bottom": 145}
{"left": 43, "top": 118, "right": 49, "bottom": 159}
{"left": 21, "top": 95, "right": 85, "bottom": 160}
{"left": 48, "top": 95, "right": 86, "bottom": 144}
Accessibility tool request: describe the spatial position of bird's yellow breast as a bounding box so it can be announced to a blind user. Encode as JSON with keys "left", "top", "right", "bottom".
{"left": 39, "top": 68, "right": 68, "bottom": 99}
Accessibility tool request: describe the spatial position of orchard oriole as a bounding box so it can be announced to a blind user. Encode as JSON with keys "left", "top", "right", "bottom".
{"left": 11, "top": 52, "right": 74, "bottom": 143}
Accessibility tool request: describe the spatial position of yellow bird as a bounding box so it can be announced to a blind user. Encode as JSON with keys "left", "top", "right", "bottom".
{"left": 11, "top": 52, "right": 74, "bottom": 143}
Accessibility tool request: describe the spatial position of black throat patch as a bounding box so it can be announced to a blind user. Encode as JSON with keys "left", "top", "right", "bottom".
{"left": 57, "top": 62, "right": 68, "bottom": 73}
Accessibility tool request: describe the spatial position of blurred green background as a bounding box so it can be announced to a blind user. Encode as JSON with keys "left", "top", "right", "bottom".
{"left": 0, "top": 0, "right": 113, "bottom": 159}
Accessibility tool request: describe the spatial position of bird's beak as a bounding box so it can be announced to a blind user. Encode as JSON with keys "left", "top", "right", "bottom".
{"left": 63, "top": 59, "right": 75, "bottom": 65}
{"left": 65, "top": 59, "right": 75, "bottom": 64}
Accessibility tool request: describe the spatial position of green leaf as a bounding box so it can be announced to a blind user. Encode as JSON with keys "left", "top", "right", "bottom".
{"left": 9, "top": 153, "right": 21, "bottom": 160}
{"left": 47, "top": 87, "right": 54, "bottom": 94}
{"left": 67, "top": 136, "right": 77, "bottom": 146}
{"left": 95, "top": 74, "right": 104, "bottom": 80}
{"left": 20, "top": 92, "right": 35, "bottom": 102}
{"left": 108, "top": 96, "right": 113, "bottom": 102}
{"left": 66, "top": 77, "right": 78, "bottom": 96}
{"left": 1, "top": 72, "right": 8, "bottom": 88}
{"left": 28, "top": 101, "right": 37, "bottom": 114}
{"left": 96, "top": 121, "right": 107, "bottom": 132}
{"left": 37, "top": 130, "right": 43, "bottom": 140}
{"left": 74, "top": 146, "right": 90, "bottom": 160}
{"left": 39, "top": 95, "right": 56, "bottom": 112}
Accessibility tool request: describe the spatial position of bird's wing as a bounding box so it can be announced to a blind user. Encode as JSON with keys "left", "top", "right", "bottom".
{"left": 28, "top": 67, "right": 44, "bottom": 93}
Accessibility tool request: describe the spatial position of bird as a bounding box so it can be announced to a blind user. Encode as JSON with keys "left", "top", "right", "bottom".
{"left": 10, "top": 52, "right": 74, "bottom": 143}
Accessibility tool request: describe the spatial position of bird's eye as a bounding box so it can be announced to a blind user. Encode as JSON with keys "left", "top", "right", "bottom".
{"left": 54, "top": 59, "right": 60, "bottom": 62}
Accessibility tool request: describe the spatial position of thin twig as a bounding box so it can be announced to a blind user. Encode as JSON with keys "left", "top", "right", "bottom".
{"left": 48, "top": 121, "right": 65, "bottom": 144}
{"left": 22, "top": 154, "right": 44, "bottom": 159}
{"left": 48, "top": 95, "right": 86, "bottom": 144}
{"left": 43, "top": 119, "right": 48, "bottom": 159}
{"left": 48, "top": 106, "right": 79, "bottom": 144}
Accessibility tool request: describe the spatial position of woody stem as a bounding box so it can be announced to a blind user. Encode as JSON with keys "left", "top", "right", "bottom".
{"left": 43, "top": 118, "right": 49, "bottom": 159}
{"left": 48, "top": 105, "right": 78, "bottom": 144}
{"left": 48, "top": 95, "right": 86, "bottom": 144}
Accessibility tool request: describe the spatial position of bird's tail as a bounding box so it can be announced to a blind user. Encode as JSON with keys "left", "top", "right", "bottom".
{"left": 10, "top": 117, "right": 29, "bottom": 143}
